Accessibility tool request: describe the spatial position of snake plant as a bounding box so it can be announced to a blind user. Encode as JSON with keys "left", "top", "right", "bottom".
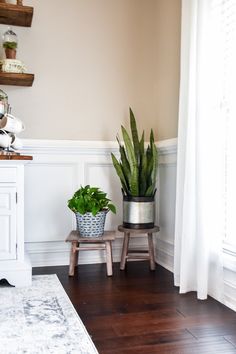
{"left": 111, "top": 108, "right": 158, "bottom": 197}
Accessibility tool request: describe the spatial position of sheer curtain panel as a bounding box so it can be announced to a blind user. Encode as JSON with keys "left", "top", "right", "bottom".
{"left": 173, "top": 0, "right": 233, "bottom": 301}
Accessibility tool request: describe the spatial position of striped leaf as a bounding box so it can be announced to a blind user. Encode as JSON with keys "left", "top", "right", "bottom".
{"left": 111, "top": 153, "right": 129, "bottom": 195}
{"left": 121, "top": 125, "right": 139, "bottom": 196}
{"left": 116, "top": 135, "right": 130, "bottom": 187}
{"left": 130, "top": 108, "right": 140, "bottom": 163}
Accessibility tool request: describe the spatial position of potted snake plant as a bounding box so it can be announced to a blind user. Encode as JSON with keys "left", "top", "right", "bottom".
{"left": 68, "top": 185, "right": 116, "bottom": 237}
{"left": 111, "top": 108, "right": 158, "bottom": 229}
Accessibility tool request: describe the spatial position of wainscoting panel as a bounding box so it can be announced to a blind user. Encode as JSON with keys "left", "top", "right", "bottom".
{"left": 22, "top": 138, "right": 236, "bottom": 311}
{"left": 155, "top": 144, "right": 177, "bottom": 272}
{"left": 22, "top": 139, "right": 172, "bottom": 267}
{"left": 223, "top": 247, "right": 236, "bottom": 311}
{"left": 24, "top": 163, "right": 77, "bottom": 243}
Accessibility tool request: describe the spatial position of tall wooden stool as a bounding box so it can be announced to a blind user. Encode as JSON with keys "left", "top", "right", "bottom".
{"left": 66, "top": 230, "right": 115, "bottom": 277}
{"left": 118, "top": 225, "right": 159, "bottom": 270}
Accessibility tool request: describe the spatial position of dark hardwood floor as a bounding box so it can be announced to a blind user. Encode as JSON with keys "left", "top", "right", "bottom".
{"left": 33, "top": 262, "right": 236, "bottom": 354}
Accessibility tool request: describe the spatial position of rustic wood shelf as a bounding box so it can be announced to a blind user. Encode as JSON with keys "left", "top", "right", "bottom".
{"left": 0, "top": 72, "right": 34, "bottom": 86}
{"left": 0, "top": 155, "right": 33, "bottom": 160}
{"left": 0, "top": 3, "right": 33, "bottom": 27}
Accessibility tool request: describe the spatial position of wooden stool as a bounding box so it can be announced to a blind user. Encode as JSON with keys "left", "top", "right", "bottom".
{"left": 66, "top": 230, "right": 115, "bottom": 277}
{"left": 118, "top": 225, "right": 159, "bottom": 271}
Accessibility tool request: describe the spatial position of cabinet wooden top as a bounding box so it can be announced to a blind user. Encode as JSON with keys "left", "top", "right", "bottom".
{"left": 0, "top": 155, "right": 33, "bottom": 160}
{"left": 0, "top": 3, "right": 33, "bottom": 27}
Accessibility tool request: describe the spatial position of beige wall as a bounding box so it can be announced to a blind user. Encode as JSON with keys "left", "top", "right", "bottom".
{"left": 0, "top": 0, "right": 181, "bottom": 141}
{"left": 154, "top": 0, "right": 181, "bottom": 140}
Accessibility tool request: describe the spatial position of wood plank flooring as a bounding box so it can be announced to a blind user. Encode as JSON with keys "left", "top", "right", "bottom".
{"left": 33, "top": 262, "right": 236, "bottom": 354}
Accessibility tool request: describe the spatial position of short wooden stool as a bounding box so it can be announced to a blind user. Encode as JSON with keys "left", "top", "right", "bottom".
{"left": 66, "top": 230, "right": 116, "bottom": 277}
{"left": 118, "top": 225, "right": 160, "bottom": 270}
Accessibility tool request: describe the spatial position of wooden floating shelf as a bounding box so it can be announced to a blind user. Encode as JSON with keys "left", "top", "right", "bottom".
{"left": 0, "top": 155, "right": 33, "bottom": 160}
{"left": 0, "top": 3, "right": 33, "bottom": 27}
{"left": 0, "top": 72, "right": 34, "bottom": 86}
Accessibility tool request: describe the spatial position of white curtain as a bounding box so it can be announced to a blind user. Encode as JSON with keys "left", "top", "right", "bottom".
{"left": 173, "top": 0, "right": 234, "bottom": 300}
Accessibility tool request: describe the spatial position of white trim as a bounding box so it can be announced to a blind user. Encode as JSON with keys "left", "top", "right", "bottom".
{"left": 224, "top": 280, "right": 236, "bottom": 312}
{"left": 155, "top": 238, "right": 174, "bottom": 272}
{"left": 157, "top": 138, "right": 177, "bottom": 155}
{"left": 223, "top": 242, "right": 236, "bottom": 257}
{"left": 21, "top": 137, "right": 178, "bottom": 156}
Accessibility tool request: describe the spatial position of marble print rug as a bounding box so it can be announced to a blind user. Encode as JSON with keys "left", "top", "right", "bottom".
{"left": 0, "top": 274, "right": 99, "bottom": 354}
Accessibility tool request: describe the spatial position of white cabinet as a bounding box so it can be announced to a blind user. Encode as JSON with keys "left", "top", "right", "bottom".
{"left": 0, "top": 187, "right": 17, "bottom": 260}
{"left": 0, "top": 162, "right": 32, "bottom": 287}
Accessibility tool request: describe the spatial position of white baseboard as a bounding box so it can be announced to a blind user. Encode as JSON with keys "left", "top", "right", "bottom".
{"left": 26, "top": 235, "right": 150, "bottom": 268}
{"left": 155, "top": 238, "right": 174, "bottom": 272}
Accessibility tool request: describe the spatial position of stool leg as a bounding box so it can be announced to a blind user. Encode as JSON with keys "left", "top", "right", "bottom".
{"left": 120, "top": 232, "right": 130, "bottom": 270}
{"left": 69, "top": 241, "right": 78, "bottom": 276}
{"left": 148, "top": 233, "right": 156, "bottom": 270}
{"left": 105, "top": 241, "right": 113, "bottom": 276}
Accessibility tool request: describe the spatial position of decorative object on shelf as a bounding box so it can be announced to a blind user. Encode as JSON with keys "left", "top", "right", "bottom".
{"left": 0, "top": 2, "right": 34, "bottom": 84}
{"left": 1, "top": 27, "right": 27, "bottom": 75}
{"left": 0, "top": 91, "right": 25, "bottom": 153}
{"left": 9, "top": 133, "right": 22, "bottom": 149}
{"left": 111, "top": 108, "right": 158, "bottom": 229}
{"left": 0, "top": 149, "right": 19, "bottom": 156}
{"left": 0, "top": 113, "right": 25, "bottom": 134}
{"left": 0, "top": 59, "right": 26, "bottom": 73}
{"left": 0, "top": 89, "right": 8, "bottom": 118}
{"left": 0, "top": 129, "right": 22, "bottom": 152}
{"left": 68, "top": 185, "right": 116, "bottom": 237}
{"left": 0, "top": 129, "right": 11, "bottom": 148}
{"left": 3, "top": 27, "right": 17, "bottom": 59}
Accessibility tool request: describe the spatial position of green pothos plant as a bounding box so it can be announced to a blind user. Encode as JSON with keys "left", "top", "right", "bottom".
{"left": 68, "top": 185, "right": 116, "bottom": 216}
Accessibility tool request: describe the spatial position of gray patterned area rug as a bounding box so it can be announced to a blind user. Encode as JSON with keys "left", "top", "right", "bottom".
{"left": 0, "top": 274, "right": 99, "bottom": 354}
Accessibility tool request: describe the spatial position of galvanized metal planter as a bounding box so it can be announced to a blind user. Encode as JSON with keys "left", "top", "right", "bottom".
{"left": 123, "top": 195, "right": 155, "bottom": 229}
{"left": 75, "top": 210, "right": 108, "bottom": 237}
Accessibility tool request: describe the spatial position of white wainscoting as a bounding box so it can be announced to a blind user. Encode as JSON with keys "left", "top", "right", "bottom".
{"left": 22, "top": 138, "right": 236, "bottom": 311}
{"left": 223, "top": 244, "right": 236, "bottom": 312}
{"left": 21, "top": 138, "right": 177, "bottom": 269}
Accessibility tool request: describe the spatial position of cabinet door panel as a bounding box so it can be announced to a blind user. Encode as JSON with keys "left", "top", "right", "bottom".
{"left": 0, "top": 168, "right": 17, "bottom": 183}
{"left": 0, "top": 187, "right": 16, "bottom": 260}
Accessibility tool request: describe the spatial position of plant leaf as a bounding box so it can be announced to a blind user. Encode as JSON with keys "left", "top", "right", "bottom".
{"left": 111, "top": 153, "right": 129, "bottom": 195}
{"left": 108, "top": 203, "right": 116, "bottom": 214}
{"left": 121, "top": 125, "right": 139, "bottom": 196}
{"left": 117, "top": 135, "right": 130, "bottom": 188}
{"left": 130, "top": 108, "right": 140, "bottom": 164}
